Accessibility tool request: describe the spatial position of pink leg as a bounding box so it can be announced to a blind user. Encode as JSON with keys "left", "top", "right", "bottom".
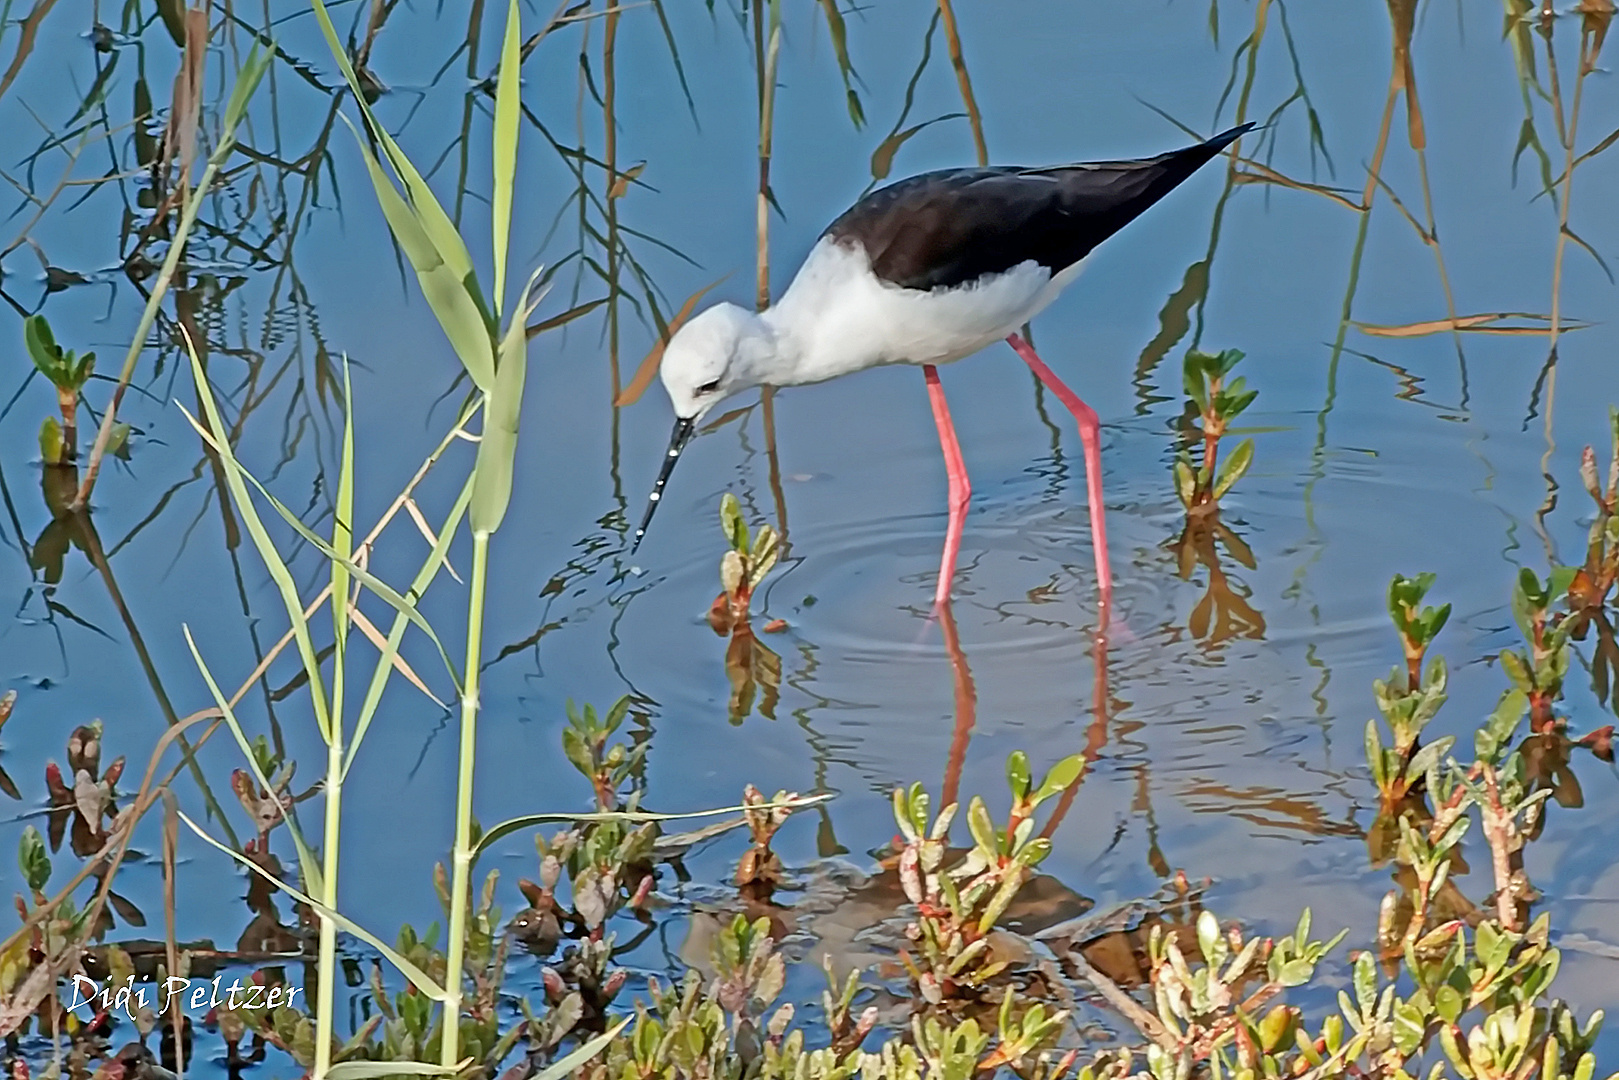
{"left": 1006, "top": 334, "right": 1113, "bottom": 622}
{"left": 923, "top": 365, "right": 971, "bottom": 607}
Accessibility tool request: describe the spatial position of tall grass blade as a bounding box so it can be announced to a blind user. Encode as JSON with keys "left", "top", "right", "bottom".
{"left": 178, "top": 334, "right": 332, "bottom": 739}
{"left": 471, "top": 793, "right": 831, "bottom": 863}
{"left": 72, "top": 43, "right": 271, "bottom": 510}
{"left": 532, "top": 1020, "right": 630, "bottom": 1080}
{"left": 334, "top": 359, "right": 355, "bottom": 693}
{"left": 491, "top": 0, "right": 523, "bottom": 313}
{"left": 470, "top": 271, "right": 545, "bottom": 536}
{"left": 815, "top": 0, "right": 865, "bottom": 127}
{"left": 325, "top": 1065, "right": 465, "bottom": 1080}
{"left": 175, "top": 401, "right": 464, "bottom": 692}
{"left": 310, "top": 0, "right": 495, "bottom": 389}
{"left": 181, "top": 627, "right": 322, "bottom": 894}
{"left": 175, "top": 811, "right": 447, "bottom": 1000}
{"left": 345, "top": 474, "right": 474, "bottom": 779}
{"left": 341, "top": 117, "right": 496, "bottom": 391}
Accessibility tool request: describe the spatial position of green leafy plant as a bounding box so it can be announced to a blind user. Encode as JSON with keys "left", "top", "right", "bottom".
{"left": 894, "top": 750, "right": 1086, "bottom": 1004}
{"left": 709, "top": 493, "right": 781, "bottom": 631}
{"left": 24, "top": 314, "right": 99, "bottom": 465}
{"left": 1174, "top": 348, "right": 1257, "bottom": 510}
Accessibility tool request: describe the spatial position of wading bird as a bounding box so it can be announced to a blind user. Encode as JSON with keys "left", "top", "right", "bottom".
{"left": 632, "top": 123, "right": 1252, "bottom": 618}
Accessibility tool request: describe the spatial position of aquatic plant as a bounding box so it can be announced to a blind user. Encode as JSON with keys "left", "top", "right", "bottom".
{"left": 1174, "top": 348, "right": 1256, "bottom": 511}
{"left": 1045, "top": 569, "right": 1615, "bottom": 1080}
{"left": 709, "top": 493, "right": 782, "bottom": 632}
{"left": 23, "top": 315, "right": 99, "bottom": 466}
{"left": 894, "top": 750, "right": 1086, "bottom": 1005}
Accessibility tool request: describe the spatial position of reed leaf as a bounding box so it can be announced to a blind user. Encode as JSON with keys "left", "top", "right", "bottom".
{"left": 176, "top": 811, "right": 447, "bottom": 1000}
{"left": 310, "top": 0, "right": 495, "bottom": 390}
{"left": 470, "top": 793, "right": 831, "bottom": 863}
{"left": 178, "top": 333, "right": 332, "bottom": 739}
{"left": 181, "top": 627, "right": 322, "bottom": 895}
{"left": 471, "top": 271, "right": 545, "bottom": 537}
{"left": 341, "top": 117, "right": 496, "bottom": 391}
{"left": 324, "top": 1063, "right": 465, "bottom": 1080}
{"left": 491, "top": 0, "right": 522, "bottom": 313}
{"left": 333, "top": 359, "right": 355, "bottom": 701}
{"left": 533, "top": 1021, "right": 630, "bottom": 1080}
{"left": 175, "top": 398, "right": 463, "bottom": 693}
{"left": 345, "top": 474, "right": 475, "bottom": 780}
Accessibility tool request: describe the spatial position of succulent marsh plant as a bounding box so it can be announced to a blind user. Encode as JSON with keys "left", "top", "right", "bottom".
{"left": 709, "top": 493, "right": 781, "bottom": 632}
{"left": 1173, "top": 348, "right": 1256, "bottom": 512}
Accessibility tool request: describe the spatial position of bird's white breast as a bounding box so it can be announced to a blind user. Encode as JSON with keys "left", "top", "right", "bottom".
{"left": 763, "top": 238, "right": 1088, "bottom": 386}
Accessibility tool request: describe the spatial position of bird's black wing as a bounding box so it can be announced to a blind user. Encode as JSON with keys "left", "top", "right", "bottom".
{"left": 823, "top": 124, "right": 1251, "bottom": 293}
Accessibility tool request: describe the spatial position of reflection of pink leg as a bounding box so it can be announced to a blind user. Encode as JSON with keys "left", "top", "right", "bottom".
{"left": 1006, "top": 334, "right": 1113, "bottom": 622}
{"left": 923, "top": 365, "right": 971, "bottom": 608}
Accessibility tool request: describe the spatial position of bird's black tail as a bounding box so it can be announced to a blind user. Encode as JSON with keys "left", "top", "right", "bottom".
{"left": 1042, "top": 122, "right": 1255, "bottom": 257}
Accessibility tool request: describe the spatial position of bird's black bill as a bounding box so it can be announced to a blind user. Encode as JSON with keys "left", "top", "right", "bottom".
{"left": 630, "top": 417, "right": 696, "bottom": 554}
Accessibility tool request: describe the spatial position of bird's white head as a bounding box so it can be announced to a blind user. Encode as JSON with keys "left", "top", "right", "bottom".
{"left": 658, "top": 302, "right": 767, "bottom": 422}
{"left": 632, "top": 302, "right": 773, "bottom": 554}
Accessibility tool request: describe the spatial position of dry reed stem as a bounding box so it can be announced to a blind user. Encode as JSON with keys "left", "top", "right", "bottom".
{"left": 935, "top": 0, "right": 986, "bottom": 166}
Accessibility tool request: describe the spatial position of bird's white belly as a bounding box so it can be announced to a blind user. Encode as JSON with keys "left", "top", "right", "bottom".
{"left": 767, "top": 239, "right": 1087, "bottom": 386}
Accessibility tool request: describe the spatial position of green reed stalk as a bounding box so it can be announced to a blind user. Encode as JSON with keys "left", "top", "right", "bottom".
{"left": 73, "top": 47, "right": 270, "bottom": 511}
{"left": 442, "top": 0, "right": 525, "bottom": 1059}
{"left": 313, "top": 364, "right": 356, "bottom": 1080}
{"left": 442, "top": 530, "right": 489, "bottom": 1066}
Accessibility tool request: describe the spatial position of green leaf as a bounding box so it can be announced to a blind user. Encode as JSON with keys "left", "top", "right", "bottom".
{"left": 1174, "top": 457, "right": 1196, "bottom": 507}
{"left": 1032, "top": 753, "right": 1085, "bottom": 805}
{"left": 1212, "top": 438, "right": 1254, "bottom": 500}
{"left": 220, "top": 43, "right": 272, "bottom": 138}
{"left": 1425, "top": 602, "right": 1452, "bottom": 641}
{"left": 1275, "top": 958, "right": 1314, "bottom": 987}
{"left": 324, "top": 1063, "right": 462, "bottom": 1080}
{"left": 965, "top": 796, "right": 998, "bottom": 855}
{"left": 469, "top": 794, "right": 830, "bottom": 864}
{"left": 73, "top": 352, "right": 97, "bottom": 388}
{"left": 178, "top": 336, "right": 333, "bottom": 740}
{"left": 976, "top": 870, "right": 1026, "bottom": 935}
{"left": 1196, "top": 910, "right": 1222, "bottom": 966}
{"left": 24, "top": 315, "right": 63, "bottom": 381}
{"left": 1352, "top": 952, "right": 1377, "bottom": 1013}
{"left": 1005, "top": 751, "right": 1031, "bottom": 801}
{"left": 340, "top": 117, "right": 496, "bottom": 391}
{"left": 1392, "top": 1000, "right": 1425, "bottom": 1056}
{"left": 1365, "top": 719, "right": 1387, "bottom": 788}
{"left": 332, "top": 358, "right": 355, "bottom": 676}
{"left": 176, "top": 398, "right": 462, "bottom": 694}
{"left": 308, "top": 0, "right": 481, "bottom": 293}
{"left": 1225, "top": 388, "right": 1259, "bottom": 418}
{"left": 1434, "top": 984, "right": 1463, "bottom": 1024}
{"left": 176, "top": 810, "right": 447, "bottom": 1000}
{"left": 490, "top": 0, "right": 522, "bottom": 313}
{"left": 720, "top": 493, "right": 747, "bottom": 553}
{"left": 183, "top": 626, "right": 323, "bottom": 898}
{"left": 1013, "top": 837, "right": 1051, "bottom": 867}
{"left": 38, "top": 417, "right": 63, "bottom": 466}
{"left": 19, "top": 825, "right": 49, "bottom": 891}
{"left": 531, "top": 1019, "right": 631, "bottom": 1080}
{"left": 471, "top": 270, "right": 544, "bottom": 536}
{"left": 749, "top": 526, "right": 779, "bottom": 588}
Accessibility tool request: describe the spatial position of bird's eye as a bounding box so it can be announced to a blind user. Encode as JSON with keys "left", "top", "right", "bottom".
{"left": 697, "top": 379, "right": 721, "bottom": 394}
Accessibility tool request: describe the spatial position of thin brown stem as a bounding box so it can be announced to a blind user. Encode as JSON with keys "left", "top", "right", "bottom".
{"left": 604, "top": 4, "right": 622, "bottom": 400}
{"left": 936, "top": 0, "right": 987, "bottom": 166}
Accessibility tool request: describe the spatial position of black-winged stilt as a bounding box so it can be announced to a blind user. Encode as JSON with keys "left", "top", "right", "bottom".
{"left": 632, "top": 123, "right": 1253, "bottom": 618}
